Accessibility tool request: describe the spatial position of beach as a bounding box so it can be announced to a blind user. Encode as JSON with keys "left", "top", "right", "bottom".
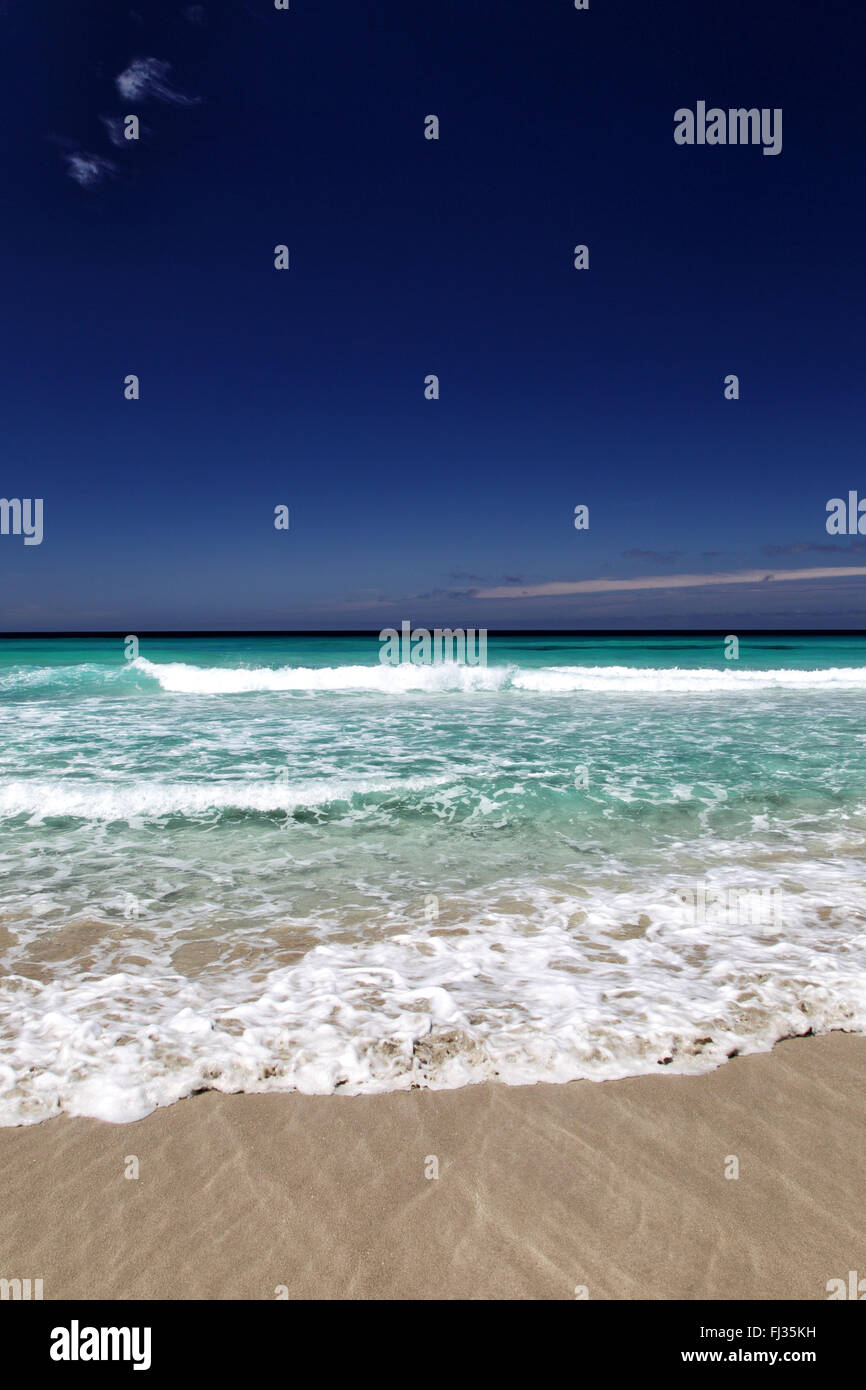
{"left": 2, "top": 1032, "right": 864, "bottom": 1301}
{"left": 3, "top": 635, "right": 866, "bottom": 1301}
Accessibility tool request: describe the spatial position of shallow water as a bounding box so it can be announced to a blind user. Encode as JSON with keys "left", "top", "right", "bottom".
{"left": 1, "top": 633, "right": 865, "bottom": 1123}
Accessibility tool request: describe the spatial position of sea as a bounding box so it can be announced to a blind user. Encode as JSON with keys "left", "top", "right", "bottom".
{"left": 1, "top": 632, "right": 865, "bottom": 1124}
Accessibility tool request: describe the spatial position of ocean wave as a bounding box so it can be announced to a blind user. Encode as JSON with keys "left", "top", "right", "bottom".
{"left": 4, "top": 656, "right": 866, "bottom": 697}
{"left": 0, "top": 773, "right": 455, "bottom": 822}
{"left": 131, "top": 656, "right": 508, "bottom": 693}
{"left": 0, "top": 663, "right": 127, "bottom": 694}
{"left": 130, "top": 657, "right": 866, "bottom": 696}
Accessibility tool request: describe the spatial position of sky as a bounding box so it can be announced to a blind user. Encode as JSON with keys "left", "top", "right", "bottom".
{"left": 1, "top": 0, "right": 865, "bottom": 630}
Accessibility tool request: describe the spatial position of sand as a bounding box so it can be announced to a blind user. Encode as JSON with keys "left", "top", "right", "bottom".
{"left": 1, "top": 1032, "right": 864, "bottom": 1300}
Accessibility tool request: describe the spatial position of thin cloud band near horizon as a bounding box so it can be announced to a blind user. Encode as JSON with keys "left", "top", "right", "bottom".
{"left": 475, "top": 567, "right": 866, "bottom": 599}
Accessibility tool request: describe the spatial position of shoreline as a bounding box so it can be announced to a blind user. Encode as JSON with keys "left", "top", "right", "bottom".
{"left": 1, "top": 1032, "right": 864, "bottom": 1300}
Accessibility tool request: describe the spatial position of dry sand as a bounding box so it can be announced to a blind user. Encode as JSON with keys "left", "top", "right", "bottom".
{"left": 1, "top": 1032, "right": 864, "bottom": 1300}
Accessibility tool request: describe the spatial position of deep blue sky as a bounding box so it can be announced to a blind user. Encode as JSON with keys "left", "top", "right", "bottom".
{"left": 1, "top": 0, "right": 865, "bottom": 629}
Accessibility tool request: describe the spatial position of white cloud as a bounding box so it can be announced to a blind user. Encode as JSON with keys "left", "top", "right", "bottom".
{"left": 100, "top": 115, "right": 129, "bottom": 148}
{"left": 64, "top": 152, "right": 117, "bottom": 187}
{"left": 476, "top": 567, "right": 866, "bottom": 599}
{"left": 116, "top": 57, "right": 199, "bottom": 105}
{"left": 100, "top": 116, "right": 134, "bottom": 148}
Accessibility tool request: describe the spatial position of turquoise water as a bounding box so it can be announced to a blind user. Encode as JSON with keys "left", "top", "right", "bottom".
{"left": 1, "top": 634, "right": 866, "bottom": 1123}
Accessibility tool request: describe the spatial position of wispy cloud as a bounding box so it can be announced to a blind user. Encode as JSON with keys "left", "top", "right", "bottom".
{"left": 447, "top": 569, "right": 485, "bottom": 584}
{"left": 100, "top": 115, "right": 130, "bottom": 148}
{"left": 475, "top": 567, "right": 866, "bottom": 599}
{"left": 116, "top": 58, "right": 199, "bottom": 105}
{"left": 63, "top": 152, "right": 117, "bottom": 188}
{"left": 446, "top": 570, "right": 527, "bottom": 586}
{"left": 763, "top": 539, "right": 866, "bottom": 556}
{"left": 622, "top": 548, "right": 685, "bottom": 566}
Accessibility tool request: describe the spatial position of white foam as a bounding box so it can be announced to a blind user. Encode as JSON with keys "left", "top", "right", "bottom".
{"left": 0, "top": 772, "right": 453, "bottom": 822}
{"left": 2, "top": 867, "right": 865, "bottom": 1124}
{"left": 130, "top": 656, "right": 866, "bottom": 696}
{"left": 131, "top": 656, "right": 507, "bottom": 694}
{"left": 512, "top": 664, "right": 866, "bottom": 692}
